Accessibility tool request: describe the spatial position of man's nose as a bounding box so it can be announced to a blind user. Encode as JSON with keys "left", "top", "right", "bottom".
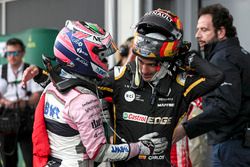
{"left": 141, "top": 64, "right": 146, "bottom": 72}
{"left": 195, "top": 30, "right": 200, "bottom": 39}
{"left": 141, "top": 64, "right": 150, "bottom": 73}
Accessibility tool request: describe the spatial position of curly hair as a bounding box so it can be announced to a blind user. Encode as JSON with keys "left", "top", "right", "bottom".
{"left": 199, "top": 3, "right": 237, "bottom": 38}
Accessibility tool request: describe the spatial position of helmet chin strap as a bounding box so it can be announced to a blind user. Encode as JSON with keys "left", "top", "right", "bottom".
{"left": 150, "top": 61, "right": 170, "bottom": 85}
{"left": 134, "top": 56, "right": 141, "bottom": 87}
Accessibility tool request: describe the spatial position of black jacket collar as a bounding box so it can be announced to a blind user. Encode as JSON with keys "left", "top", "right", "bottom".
{"left": 204, "top": 37, "right": 240, "bottom": 61}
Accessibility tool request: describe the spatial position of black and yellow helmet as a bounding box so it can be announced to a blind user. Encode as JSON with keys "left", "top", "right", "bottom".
{"left": 133, "top": 9, "right": 183, "bottom": 61}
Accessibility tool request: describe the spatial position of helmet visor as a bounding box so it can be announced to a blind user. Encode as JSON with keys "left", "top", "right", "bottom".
{"left": 66, "top": 20, "right": 118, "bottom": 61}
{"left": 133, "top": 33, "right": 165, "bottom": 59}
{"left": 92, "top": 40, "right": 117, "bottom": 61}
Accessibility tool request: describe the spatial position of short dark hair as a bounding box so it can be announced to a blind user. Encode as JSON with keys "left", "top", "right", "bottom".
{"left": 6, "top": 38, "right": 26, "bottom": 52}
{"left": 199, "top": 3, "right": 237, "bottom": 38}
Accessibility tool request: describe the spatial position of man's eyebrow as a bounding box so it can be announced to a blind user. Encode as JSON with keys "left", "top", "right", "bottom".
{"left": 138, "top": 59, "right": 158, "bottom": 67}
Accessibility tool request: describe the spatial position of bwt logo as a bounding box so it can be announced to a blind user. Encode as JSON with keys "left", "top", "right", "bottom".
{"left": 111, "top": 146, "right": 129, "bottom": 153}
{"left": 44, "top": 102, "right": 60, "bottom": 119}
{"left": 91, "top": 118, "right": 102, "bottom": 129}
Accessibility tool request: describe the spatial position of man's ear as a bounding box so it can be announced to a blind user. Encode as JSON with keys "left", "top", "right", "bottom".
{"left": 21, "top": 51, "right": 25, "bottom": 58}
{"left": 217, "top": 26, "right": 226, "bottom": 40}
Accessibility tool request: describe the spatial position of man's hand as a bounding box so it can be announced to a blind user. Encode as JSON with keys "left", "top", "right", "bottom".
{"left": 138, "top": 132, "right": 168, "bottom": 155}
{"left": 0, "top": 98, "right": 16, "bottom": 109}
{"left": 172, "top": 124, "right": 187, "bottom": 144}
{"left": 21, "top": 65, "right": 39, "bottom": 88}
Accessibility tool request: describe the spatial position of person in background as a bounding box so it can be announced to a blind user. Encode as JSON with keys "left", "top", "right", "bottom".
{"left": 0, "top": 38, "right": 43, "bottom": 167}
{"left": 172, "top": 3, "right": 250, "bottom": 167}
{"left": 115, "top": 36, "right": 134, "bottom": 66}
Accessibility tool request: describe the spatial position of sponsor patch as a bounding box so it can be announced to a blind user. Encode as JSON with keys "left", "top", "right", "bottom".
{"left": 157, "top": 103, "right": 175, "bottom": 107}
{"left": 138, "top": 155, "right": 147, "bottom": 159}
{"left": 123, "top": 112, "right": 147, "bottom": 123}
{"left": 123, "top": 112, "right": 172, "bottom": 125}
{"left": 124, "top": 91, "right": 135, "bottom": 102}
{"left": 138, "top": 155, "right": 165, "bottom": 160}
{"left": 148, "top": 155, "right": 165, "bottom": 160}
{"left": 91, "top": 62, "right": 107, "bottom": 78}
{"left": 91, "top": 118, "right": 102, "bottom": 129}
{"left": 111, "top": 145, "right": 129, "bottom": 153}
{"left": 45, "top": 102, "right": 60, "bottom": 119}
{"left": 158, "top": 97, "right": 173, "bottom": 101}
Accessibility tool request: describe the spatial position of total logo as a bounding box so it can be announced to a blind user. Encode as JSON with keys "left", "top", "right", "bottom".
{"left": 124, "top": 91, "right": 135, "bottom": 102}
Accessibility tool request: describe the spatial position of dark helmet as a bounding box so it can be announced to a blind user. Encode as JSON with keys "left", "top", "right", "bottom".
{"left": 133, "top": 9, "right": 183, "bottom": 61}
{"left": 54, "top": 20, "right": 117, "bottom": 79}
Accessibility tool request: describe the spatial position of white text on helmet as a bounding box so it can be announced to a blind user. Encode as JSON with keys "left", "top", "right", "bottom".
{"left": 93, "top": 36, "right": 101, "bottom": 42}
{"left": 145, "top": 10, "right": 173, "bottom": 22}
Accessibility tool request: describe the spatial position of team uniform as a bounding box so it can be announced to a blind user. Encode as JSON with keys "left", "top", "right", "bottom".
{"left": 99, "top": 54, "right": 224, "bottom": 167}
{"left": 32, "top": 20, "right": 168, "bottom": 167}
{"left": 42, "top": 82, "right": 139, "bottom": 166}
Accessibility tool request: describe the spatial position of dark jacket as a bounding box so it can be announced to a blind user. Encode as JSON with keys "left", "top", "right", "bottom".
{"left": 100, "top": 55, "right": 224, "bottom": 167}
{"left": 183, "top": 37, "right": 250, "bottom": 144}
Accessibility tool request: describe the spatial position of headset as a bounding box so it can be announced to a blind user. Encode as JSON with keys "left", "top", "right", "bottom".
{"left": 119, "top": 36, "right": 134, "bottom": 57}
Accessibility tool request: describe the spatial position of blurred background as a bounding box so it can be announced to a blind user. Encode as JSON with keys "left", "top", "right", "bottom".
{"left": 0, "top": 0, "right": 249, "bottom": 166}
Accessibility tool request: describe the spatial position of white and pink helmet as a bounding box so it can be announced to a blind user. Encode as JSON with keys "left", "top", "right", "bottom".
{"left": 54, "top": 20, "right": 117, "bottom": 79}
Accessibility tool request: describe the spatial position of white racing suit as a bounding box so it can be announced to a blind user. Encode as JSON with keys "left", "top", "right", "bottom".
{"left": 44, "top": 83, "right": 139, "bottom": 167}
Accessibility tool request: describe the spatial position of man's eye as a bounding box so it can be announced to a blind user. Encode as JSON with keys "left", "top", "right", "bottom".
{"left": 201, "top": 28, "right": 208, "bottom": 32}
{"left": 149, "top": 64, "right": 157, "bottom": 67}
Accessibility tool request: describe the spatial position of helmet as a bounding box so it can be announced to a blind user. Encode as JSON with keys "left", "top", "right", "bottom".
{"left": 133, "top": 9, "right": 183, "bottom": 61}
{"left": 54, "top": 20, "right": 117, "bottom": 79}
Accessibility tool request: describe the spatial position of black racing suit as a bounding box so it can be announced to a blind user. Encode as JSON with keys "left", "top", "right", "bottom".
{"left": 99, "top": 54, "right": 224, "bottom": 167}
{"left": 33, "top": 54, "right": 224, "bottom": 167}
{"left": 182, "top": 37, "right": 250, "bottom": 145}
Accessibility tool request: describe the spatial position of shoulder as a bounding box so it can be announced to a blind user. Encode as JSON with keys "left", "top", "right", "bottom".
{"left": 74, "top": 86, "right": 97, "bottom": 96}
{"left": 176, "top": 72, "right": 187, "bottom": 86}
{"left": 114, "top": 65, "right": 127, "bottom": 80}
{"left": 69, "top": 90, "right": 100, "bottom": 118}
{"left": 214, "top": 44, "right": 249, "bottom": 67}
